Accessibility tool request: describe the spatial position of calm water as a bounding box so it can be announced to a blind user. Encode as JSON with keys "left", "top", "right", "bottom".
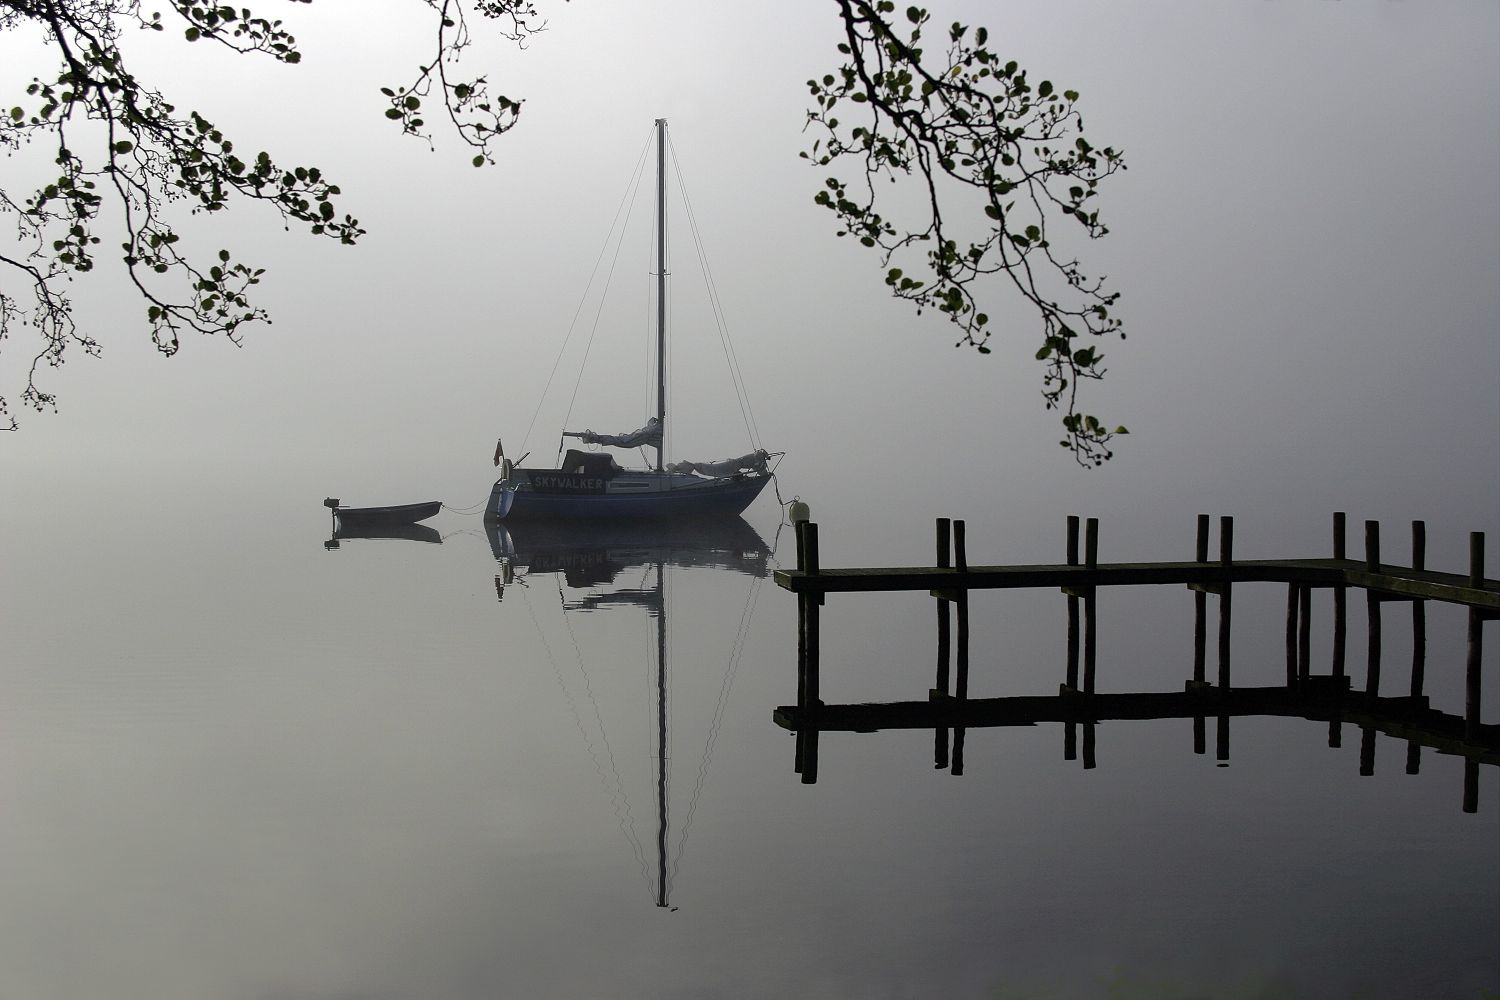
{"left": 1, "top": 474, "right": 1495, "bottom": 999}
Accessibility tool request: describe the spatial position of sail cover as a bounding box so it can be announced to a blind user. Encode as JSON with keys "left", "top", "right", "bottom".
{"left": 666, "top": 449, "right": 769, "bottom": 478}
{"left": 564, "top": 417, "right": 662, "bottom": 449}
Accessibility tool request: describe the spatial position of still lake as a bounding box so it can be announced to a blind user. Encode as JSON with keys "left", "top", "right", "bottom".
{"left": 1, "top": 470, "right": 1495, "bottom": 1000}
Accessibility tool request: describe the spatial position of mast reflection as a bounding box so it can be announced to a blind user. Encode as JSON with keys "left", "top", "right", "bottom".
{"left": 490, "top": 516, "right": 771, "bottom": 908}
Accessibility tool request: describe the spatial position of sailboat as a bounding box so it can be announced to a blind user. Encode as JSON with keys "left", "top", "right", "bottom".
{"left": 486, "top": 119, "right": 777, "bottom": 522}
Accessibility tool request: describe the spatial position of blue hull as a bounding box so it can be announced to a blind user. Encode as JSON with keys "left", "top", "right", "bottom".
{"left": 486, "top": 475, "right": 769, "bottom": 521}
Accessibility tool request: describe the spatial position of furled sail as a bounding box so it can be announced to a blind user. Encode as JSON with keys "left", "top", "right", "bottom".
{"left": 666, "top": 449, "right": 769, "bottom": 478}
{"left": 564, "top": 417, "right": 662, "bottom": 449}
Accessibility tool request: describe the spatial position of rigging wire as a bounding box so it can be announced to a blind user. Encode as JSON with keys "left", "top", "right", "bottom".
{"left": 668, "top": 139, "right": 765, "bottom": 454}
{"left": 525, "top": 579, "right": 653, "bottom": 896}
{"left": 559, "top": 149, "right": 654, "bottom": 461}
{"left": 517, "top": 127, "right": 655, "bottom": 461}
{"left": 669, "top": 563, "right": 768, "bottom": 884}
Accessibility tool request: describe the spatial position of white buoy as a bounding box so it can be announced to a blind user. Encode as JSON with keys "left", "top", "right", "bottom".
{"left": 789, "top": 499, "right": 811, "bottom": 524}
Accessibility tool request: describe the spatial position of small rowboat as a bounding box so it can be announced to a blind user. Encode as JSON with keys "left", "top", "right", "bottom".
{"left": 323, "top": 498, "right": 441, "bottom": 526}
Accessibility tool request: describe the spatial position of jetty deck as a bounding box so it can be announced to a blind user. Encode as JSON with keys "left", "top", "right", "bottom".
{"left": 773, "top": 513, "right": 1497, "bottom": 811}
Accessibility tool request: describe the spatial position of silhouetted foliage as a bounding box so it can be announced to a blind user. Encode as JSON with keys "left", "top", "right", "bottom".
{"left": 808, "top": 1, "right": 1127, "bottom": 464}
{"left": 0, "top": 0, "right": 545, "bottom": 428}
{"left": 1, "top": 1, "right": 1125, "bottom": 462}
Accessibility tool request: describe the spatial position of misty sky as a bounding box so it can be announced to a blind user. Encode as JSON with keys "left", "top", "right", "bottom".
{"left": 2, "top": 0, "right": 1496, "bottom": 556}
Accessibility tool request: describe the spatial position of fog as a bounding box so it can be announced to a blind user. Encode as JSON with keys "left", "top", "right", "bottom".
{"left": 1, "top": 2, "right": 1493, "bottom": 557}
{"left": 2, "top": 7, "right": 1498, "bottom": 997}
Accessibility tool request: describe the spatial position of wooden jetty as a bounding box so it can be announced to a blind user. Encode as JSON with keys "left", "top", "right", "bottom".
{"left": 774, "top": 513, "right": 1498, "bottom": 813}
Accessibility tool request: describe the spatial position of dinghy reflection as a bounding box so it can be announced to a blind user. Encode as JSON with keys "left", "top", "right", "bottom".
{"left": 490, "top": 516, "right": 772, "bottom": 908}
{"left": 323, "top": 521, "right": 442, "bottom": 549}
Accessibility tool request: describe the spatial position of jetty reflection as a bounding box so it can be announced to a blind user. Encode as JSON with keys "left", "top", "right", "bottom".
{"left": 776, "top": 515, "right": 1498, "bottom": 813}
{"left": 488, "top": 516, "right": 771, "bottom": 909}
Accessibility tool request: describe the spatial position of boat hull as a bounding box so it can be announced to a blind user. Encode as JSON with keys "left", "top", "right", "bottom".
{"left": 334, "top": 501, "right": 442, "bottom": 526}
{"left": 486, "top": 474, "right": 769, "bottom": 521}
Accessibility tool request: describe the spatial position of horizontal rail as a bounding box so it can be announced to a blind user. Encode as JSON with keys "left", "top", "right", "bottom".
{"left": 775, "top": 557, "right": 1500, "bottom": 611}
{"left": 773, "top": 683, "right": 1498, "bottom": 764}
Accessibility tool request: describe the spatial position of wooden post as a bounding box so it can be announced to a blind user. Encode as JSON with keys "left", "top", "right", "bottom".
{"left": 1285, "top": 583, "right": 1299, "bottom": 686}
{"left": 1298, "top": 585, "right": 1312, "bottom": 683}
{"left": 954, "top": 519, "right": 970, "bottom": 701}
{"left": 1333, "top": 512, "right": 1347, "bottom": 680}
{"left": 1084, "top": 517, "right": 1098, "bottom": 695}
{"left": 1193, "top": 514, "right": 1209, "bottom": 685}
{"left": 1082, "top": 721, "right": 1096, "bottom": 770}
{"left": 952, "top": 726, "right": 966, "bottom": 777}
{"left": 1218, "top": 516, "right": 1234, "bottom": 689}
{"left": 1193, "top": 714, "right": 1206, "bottom": 756}
{"left": 1405, "top": 520, "right": 1428, "bottom": 775}
{"left": 935, "top": 518, "right": 951, "bottom": 694}
{"left": 801, "top": 728, "right": 819, "bottom": 785}
{"left": 1064, "top": 720, "right": 1077, "bottom": 761}
{"left": 1066, "top": 515, "right": 1080, "bottom": 691}
{"left": 795, "top": 520, "right": 821, "bottom": 783}
{"left": 1410, "top": 521, "right": 1427, "bottom": 697}
{"left": 803, "top": 522, "right": 820, "bottom": 786}
{"left": 1329, "top": 512, "right": 1347, "bottom": 750}
{"left": 1366, "top": 520, "right": 1382, "bottom": 703}
{"left": 1466, "top": 532, "right": 1484, "bottom": 743}
{"left": 1215, "top": 714, "right": 1229, "bottom": 764}
{"left": 1463, "top": 759, "right": 1479, "bottom": 814}
{"left": 794, "top": 522, "right": 808, "bottom": 776}
{"left": 1359, "top": 725, "right": 1376, "bottom": 777}
{"left": 934, "top": 519, "right": 951, "bottom": 769}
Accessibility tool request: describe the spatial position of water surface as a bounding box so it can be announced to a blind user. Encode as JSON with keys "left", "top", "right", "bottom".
{"left": 1, "top": 474, "right": 1495, "bottom": 999}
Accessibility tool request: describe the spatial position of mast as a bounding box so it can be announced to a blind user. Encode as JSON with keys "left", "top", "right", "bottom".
{"left": 654, "top": 117, "right": 667, "bottom": 474}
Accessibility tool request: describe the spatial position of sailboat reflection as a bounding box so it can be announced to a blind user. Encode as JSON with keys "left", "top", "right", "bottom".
{"left": 488, "top": 516, "right": 772, "bottom": 908}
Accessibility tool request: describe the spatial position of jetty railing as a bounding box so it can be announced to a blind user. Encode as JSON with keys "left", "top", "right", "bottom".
{"left": 774, "top": 514, "right": 1498, "bottom": 812}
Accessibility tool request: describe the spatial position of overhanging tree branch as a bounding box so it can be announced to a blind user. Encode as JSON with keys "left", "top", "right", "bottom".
{"left": 807, "top": 0, "right": 1128, "bottom": 465}
{"left": 0, "top": 0, "right": 551, "bottom": 427}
